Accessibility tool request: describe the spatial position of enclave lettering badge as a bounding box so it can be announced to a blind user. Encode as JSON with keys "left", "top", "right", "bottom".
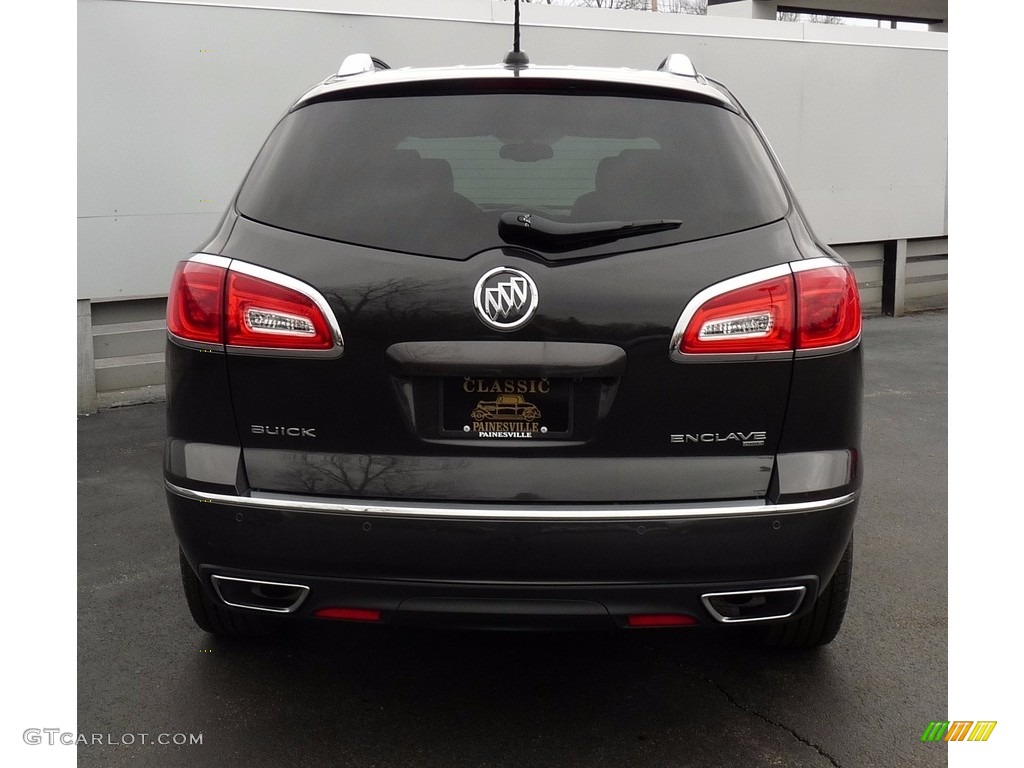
{"left": 670, "top": 431, "right": 766, "bottom": 447}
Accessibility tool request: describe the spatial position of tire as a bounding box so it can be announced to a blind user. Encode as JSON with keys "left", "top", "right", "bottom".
{"left": 763, "top": 539, "right": 853, "bottom": 650}
{"left": 179, "top": 549, "right": 279, "bottom": 638}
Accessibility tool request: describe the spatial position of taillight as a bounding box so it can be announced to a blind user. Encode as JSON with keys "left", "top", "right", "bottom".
{"left": 793, "top": 264, "right": 861, "bottom": 350}
{"left": 225, "top": 269, "right": 336, "bottom": 351}
{"left": 167, "top": 256, "right": 341, "bottom": 355}
{"left": 166, "top": 260, "right": 227, "bottom": 345}
{"left": 671, "top": 259, "right": 860, "bottom": 361}
{"left": 679, "top": 273, "right": 794, "bottom": 355}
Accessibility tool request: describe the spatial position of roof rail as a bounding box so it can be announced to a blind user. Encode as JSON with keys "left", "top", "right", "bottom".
{"left": 337, "top": 53, "right": 390, "bottom": 77}
{"left": 657, "top": 54, "right": 697, "bottom": 78}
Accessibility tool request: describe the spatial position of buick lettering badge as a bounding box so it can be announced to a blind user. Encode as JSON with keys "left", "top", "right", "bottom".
{"left": 473, "top": 267, "right": 539, "bottom": 331}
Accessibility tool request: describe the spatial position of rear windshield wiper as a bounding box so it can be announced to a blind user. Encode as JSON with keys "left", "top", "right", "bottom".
{"left": 499, "top": 212, "right": 682, "bottom": 252}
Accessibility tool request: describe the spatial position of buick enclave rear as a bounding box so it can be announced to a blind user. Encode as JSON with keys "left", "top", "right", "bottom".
{"left": 165, "top": 52, "right": 861, "bottom": 648}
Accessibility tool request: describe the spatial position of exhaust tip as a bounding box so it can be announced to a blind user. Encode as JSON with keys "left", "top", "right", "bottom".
{"left": 701, "top": 586, "right": 806, "bottom": 624}
{"left": 211, "top": 575, "right": 310, "bottom": 613}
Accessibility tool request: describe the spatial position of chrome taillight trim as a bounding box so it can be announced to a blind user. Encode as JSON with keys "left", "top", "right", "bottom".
{"left": 789, "top": 256, "right": 839, "bottom": 274}
{"left": 166, "top": 481, "right": 856, "bottom": 521}
{"left": 668, "top": 257, "right": 861, "bottom": 363}
{"left": 166, "top": 332, "right": 224, "bottom": 354}
{"left": 189, "top": 253, "right": 232, "bottom": 269}
{"left": 794, "top": 334, "right": 862, "bottom": 358}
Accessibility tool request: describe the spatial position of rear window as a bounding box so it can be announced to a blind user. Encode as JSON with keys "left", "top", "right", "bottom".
{"left": 236, "top": 92, "right": 788, "bottom": 257}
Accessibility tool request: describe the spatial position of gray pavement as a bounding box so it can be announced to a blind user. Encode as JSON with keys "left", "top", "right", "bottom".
{"left": 77, "top": 310, "right": 947, "bottom": 768}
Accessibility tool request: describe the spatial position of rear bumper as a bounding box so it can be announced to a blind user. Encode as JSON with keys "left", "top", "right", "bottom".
{"left": 201, "top": 569, "right": 821, "bottom": 631}
{"left": 167, "top": 483, "right": 857, "bottom": 630}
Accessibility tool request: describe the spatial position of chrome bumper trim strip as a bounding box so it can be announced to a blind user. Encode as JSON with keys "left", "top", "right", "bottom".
{"left": 166, "top": 481, "right": 856, "bottom": 521}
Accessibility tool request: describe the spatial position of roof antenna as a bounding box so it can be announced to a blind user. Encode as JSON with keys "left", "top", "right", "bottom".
{"left": 503, "top": 0, "right": 530, "bottom": 68}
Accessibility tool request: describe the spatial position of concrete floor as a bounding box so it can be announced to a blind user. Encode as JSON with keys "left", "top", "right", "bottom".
{"left": 77, "top": 311, "right": 947, "bottom": 768}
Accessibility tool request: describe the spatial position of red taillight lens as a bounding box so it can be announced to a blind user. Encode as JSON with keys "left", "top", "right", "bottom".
{"left": 679, "top": 274, "right": 795, "bottom": 355}
{"left": 794, "top": 265, "right": 861, "bottom": 349}
{"left": 166, "top": 261, "right": 227, "bottom": 344}
{"left": 225, "top": 270, "right": 335, "bottom": 350}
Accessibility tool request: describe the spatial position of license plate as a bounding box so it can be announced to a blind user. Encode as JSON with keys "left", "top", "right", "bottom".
{"left": 441, "top": 377, "right": 572, "bottom": 439}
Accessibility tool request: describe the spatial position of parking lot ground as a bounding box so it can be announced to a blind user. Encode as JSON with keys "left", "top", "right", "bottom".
{"left": 77, "top": 310, "right": 947, "bottom": 768}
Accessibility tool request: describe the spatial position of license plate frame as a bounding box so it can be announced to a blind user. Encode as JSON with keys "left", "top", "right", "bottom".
{"left": 440, "top": 376, "right": 573, "bottom": 440}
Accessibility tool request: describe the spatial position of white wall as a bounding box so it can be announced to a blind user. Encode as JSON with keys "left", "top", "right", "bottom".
{"left": 78, "top": 0, "right": 947, "bottom": 301}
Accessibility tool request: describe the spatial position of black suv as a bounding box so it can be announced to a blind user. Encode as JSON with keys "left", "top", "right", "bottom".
{"left": 165, "top": 51, "right": 862, "bottom": 648}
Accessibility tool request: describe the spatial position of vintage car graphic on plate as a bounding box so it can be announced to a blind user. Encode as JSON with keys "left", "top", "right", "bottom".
{"left": 471, "top": 394, "right": 542, "bottom": 422}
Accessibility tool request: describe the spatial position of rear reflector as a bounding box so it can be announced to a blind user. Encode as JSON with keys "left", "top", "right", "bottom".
{"left": 673, "top": 259, "right": 861, "bottom": 359}
{"left": 626, "top": 614, "right": 699, "bottom": 628}
{"left": 313, "top": 607, "right": 383, "bottom": 622}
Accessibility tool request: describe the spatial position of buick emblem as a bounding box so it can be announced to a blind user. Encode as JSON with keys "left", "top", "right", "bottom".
{"left": 473, "top": 267, "right": 539, "bottom": 331}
